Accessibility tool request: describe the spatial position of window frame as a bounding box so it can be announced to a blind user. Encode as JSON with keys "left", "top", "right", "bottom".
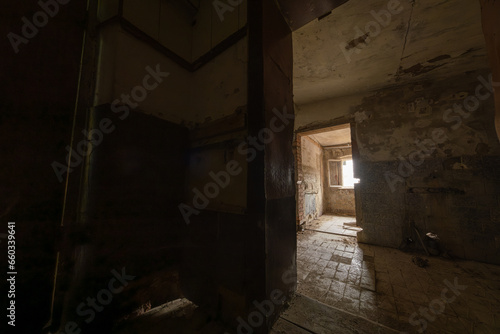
{"left": 328, "top": 159, "right": 342, "bottom": 188}
{"left": 328, "top": 156, "right": 356, "bottom": 189}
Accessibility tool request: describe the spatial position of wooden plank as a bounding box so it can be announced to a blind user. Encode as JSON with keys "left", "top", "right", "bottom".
{"left": 271, "top": 318, "right": 312, "bottom": 334}
{"left": 276, "top": 0, "right": 349, "bottom": 31}
{"left": 279, "top": 294, "right": 400, "bottom": 334}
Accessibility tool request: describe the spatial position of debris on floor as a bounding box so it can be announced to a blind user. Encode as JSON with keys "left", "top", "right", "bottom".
{"left": 425, "top": 232, "right": 441, "bottom": 256}
{"left": 306, "top": 215, "right": 360, "bottom": 237}
{"left": 411, "top": 256, "right": 429, "bottom": 268}
{"left": 113, "top": 298, "right": 229, "bottom": 334}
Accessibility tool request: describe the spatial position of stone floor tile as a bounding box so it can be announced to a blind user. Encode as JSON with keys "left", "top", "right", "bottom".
{"left": 336, "top": 296, "right": 360, "bottom": 314}
{"left": 319, "top": 252, "right": 332, "bottom": 260}
{"left": 297, "top": 217, "right": 500, "bottom": 334}
{"left": 392, "top": 285, "right": 412, "bottom": 302}
{"left": 376, "top": 309, "right": 403, "bottom": 330}
{"left": 376, "top": 281, "right": 393, "bottom": 296}
{"left": 345, "top": 246, "right": 355, "bottom": 253}
{"left": 334, "top": 270, "right": 348, "bottom": 283}
{"left": 348, "top": 266, "right": 362, "bottom": 276}
{"left": 472, "top": 321, "right": 499, "bottom": 334}
{"left": 358, "top": 305, "right": 378, "bottom": 321}
{"left": 315, "top": 259, "right": 329, "bottom": 270}
{"left": 326, "top": 260, "right": 339, "bottom": 270}
{"left": 322, "top": 267, "right": 336, "bottom": 280}
{"left": 323, "top": 291, "right": 342, "bottom": 307}
{"left": 342, "top": 251, "right": 354, "bottom": 259}
{"left": 376, "top": 295, "right": 397, "bottom": 313}
{"left": 405, "top": 277, "right": 424, "bottom": 293}
{"left": 297, "top": 283, "right": 328, "bottom": 303}
{"left": 457, "top": 317, "right": 474, "bottom": 334}
{"left": 388, "top": 271, "right": 406, "bottom": 288}
{"left": 376, "top": 272, "right": 390, "bottom": 283}
{"left": 329, "top": 279, "right": 347, "bottom": 295}
{"left": 347, "top": 272, "right": 361, "bottom": 286}
{"left": 337, "top": 262, "right": 350, "bottom": 273}
{"left": 344, "top": 284, "right": 361, "bottom": 300}
{"left": 444, "top": 315, "right": 471, "bottom": 334}
{"left": 360, "top": 279, "right": 376, "bottom": 291}
{"left": 409, "top": 291, "right": 430, "bottom": 306}
{"left": 394, "top": 299, "right": 416, "bottom": 318}
{"left": 361, "top": 268, "right": 375, "bottom": 280}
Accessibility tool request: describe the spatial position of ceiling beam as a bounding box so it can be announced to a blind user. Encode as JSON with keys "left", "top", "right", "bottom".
{"left": 276, "top": 0, "right": 349, "bottom": 31}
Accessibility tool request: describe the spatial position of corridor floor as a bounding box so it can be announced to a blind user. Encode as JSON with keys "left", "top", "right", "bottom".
{"left": 296, "top": 230, "right": 500, "bottom": 333}
{"left": 306, "top": 215, "right": 362, "bottom": 237}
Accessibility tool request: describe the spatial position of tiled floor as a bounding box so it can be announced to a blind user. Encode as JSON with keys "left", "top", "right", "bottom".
{"left": 297, "top": 229, "right": 500, "bottom": 333}
{"left": 306, "top": 215, "right": 362, "bottom": 237}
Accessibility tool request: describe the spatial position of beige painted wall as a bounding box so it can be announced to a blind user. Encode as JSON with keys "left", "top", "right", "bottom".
{"left": 98, "top": 0, "right": 248, "bottom": 62}
{"left": 94, "top": 23, "right": 247, "bottom": 125}
{"left": 94, "top": 22, "right": 192, "bottom": 123}
{"left": 187, "top": 144, "right": 248, "bottom": 213}
{"left": 95, "top": 1, "right": 249, "bottom": 211}
{"left": 192, "top": 0, "right": 247, "bottom": 60}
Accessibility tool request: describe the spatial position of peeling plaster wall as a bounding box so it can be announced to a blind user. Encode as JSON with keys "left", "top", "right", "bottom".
{"left": 323, "top": 148, "right": 356, "bottom": 216}
{"left": 301, "top": 136, "right": 324, "bottom": 222}
{"left": 297, "top": 70, "right": 500, "bottom": 264}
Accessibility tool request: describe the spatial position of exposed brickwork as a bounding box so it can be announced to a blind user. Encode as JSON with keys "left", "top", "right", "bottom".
{"left": 294, "top": 134, "right": 304, "bottom": 226}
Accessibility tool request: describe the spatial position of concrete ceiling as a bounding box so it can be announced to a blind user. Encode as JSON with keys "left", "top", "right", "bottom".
{"left": 309, "top": 127, "right": 351, "bottom": 146}
{"left": 293, "top": 0, "right": 488, "bottom": 105}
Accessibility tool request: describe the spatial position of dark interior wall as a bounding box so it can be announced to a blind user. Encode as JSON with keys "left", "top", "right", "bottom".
{"left": 479, "top": 0, "right": 500, "bottom": 140}
{"left": 73, "top": 107, "right": 190, "bottom": 332}
{"left": 354, "top": 70, "right": 500, "bottom": 264}
{"left": 261, "top": 0, "right": 297, "bottom": 331}
{"left": 180, "top": 136, "right": 265, "bottom": 327}
{"left": 323, "top": 148, "right": 356, "bottom": 216}
{"left": 87, "top": 1, "right": 257, "bottom": 330}
{"left": 0, "top": 1, "right": 87, "bottom": 332}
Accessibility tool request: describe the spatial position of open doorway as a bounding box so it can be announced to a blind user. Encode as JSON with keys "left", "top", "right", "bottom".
{"left": 296, "top": 123, "right": 362, "bottom": 237}
{"left": 294, "top": 123, "right": 370, "bottom": 309}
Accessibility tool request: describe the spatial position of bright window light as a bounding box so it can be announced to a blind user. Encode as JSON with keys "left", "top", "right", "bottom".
{"left": 342, "top": 159, "right": 359, "bottom": 187}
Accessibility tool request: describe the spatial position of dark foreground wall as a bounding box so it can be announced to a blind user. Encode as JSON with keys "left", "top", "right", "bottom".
{"left": 60, "top": 107, "right": 191, "bottom": 333}
{"left": 0, "top": 1, "right": 87, "bottom": 332}
{"left": 261, "top": 0, "right": 297, "bottom": 331}
{"left": 354, "top": 70, "right": 500, "bottom": 264}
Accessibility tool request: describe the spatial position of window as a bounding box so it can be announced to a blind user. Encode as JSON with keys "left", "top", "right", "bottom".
{"left": 329, "top": 158, "right": 359, "bottom": 188}
{"left": 342, "top": 159, "right": 356, "bottom": 188}
{"left": 328, "top": 160, "right": 341, "bottom": 186}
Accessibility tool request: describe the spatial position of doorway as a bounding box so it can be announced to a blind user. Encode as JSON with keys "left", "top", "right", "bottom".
{"left": 294, "top": 123, "right": 369, "bottom": 309}
{"left": 295, "top": 123, "right": 361, "bottom": 237}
